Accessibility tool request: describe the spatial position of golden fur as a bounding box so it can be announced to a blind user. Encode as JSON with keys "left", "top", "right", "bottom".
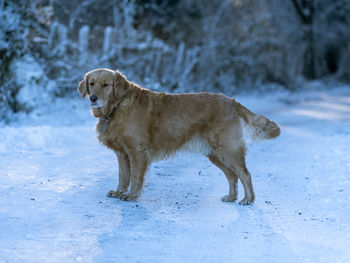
{"left": 78, "top": 68, "right": 280, "bottom": 205}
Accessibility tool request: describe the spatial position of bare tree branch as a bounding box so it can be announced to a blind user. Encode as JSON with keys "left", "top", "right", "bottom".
{"left": 291, "top": 0, "right": 314, "bottom": 24}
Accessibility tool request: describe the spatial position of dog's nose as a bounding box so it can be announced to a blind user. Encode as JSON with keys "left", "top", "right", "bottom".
{"left": 90, "top": 95, "right": 98, "bottom": 103}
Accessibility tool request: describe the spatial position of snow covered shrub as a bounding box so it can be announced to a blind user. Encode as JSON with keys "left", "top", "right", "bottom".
{"left": 0, "top": 1, "right": 27, "bottom": 119}
{"left": 10, "top": 55, "right": 56, "bottom": 111}
{"left": 0, "top": 1, "right": 55, "bottom": 120}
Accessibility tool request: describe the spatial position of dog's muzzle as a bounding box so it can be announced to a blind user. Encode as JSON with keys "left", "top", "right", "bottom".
{"left": 90, "top": 103, "right": 105, "bottom": 109}
{"left": 89, "top": 95, "right": 105, "bottom": 108}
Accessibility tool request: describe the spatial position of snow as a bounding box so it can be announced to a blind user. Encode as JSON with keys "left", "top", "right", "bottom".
{"left": 1, "top": 86, "right": 350, "bottom": 262}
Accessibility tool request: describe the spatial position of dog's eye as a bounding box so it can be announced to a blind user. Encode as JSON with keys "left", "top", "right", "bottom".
{"left": 103, "top": 83, "right": 109, "bottom": 87}
{"left": 89, "top": 82, "right": 94, "bottom": 86}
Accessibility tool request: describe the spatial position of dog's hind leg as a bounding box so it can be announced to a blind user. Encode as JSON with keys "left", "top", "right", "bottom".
{"left": 208, "top": 154, "right": 238, "bottom": 202}
{"left": 207, "top": 127, "right": 255, "bottom": 205}
{"left": 216, "top": 148, "right": 255, "bottom": 205}
{"left": 107, "top": 151, "right": 131, "bottom": 198}
{"left": 230, "top": 154, "right": 255, "bottom": 205}
{"left": 120, "top": 152, "right": 149, "bottom": 201}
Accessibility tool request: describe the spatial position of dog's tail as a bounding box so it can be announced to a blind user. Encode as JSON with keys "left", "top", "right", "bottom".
{"left": 235, "top": 101, "right": 280, "bottom": 141}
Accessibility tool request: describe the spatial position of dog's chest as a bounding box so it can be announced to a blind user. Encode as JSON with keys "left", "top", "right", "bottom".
{"left": 96, "top": 123, "right": 123, "bottom": 151}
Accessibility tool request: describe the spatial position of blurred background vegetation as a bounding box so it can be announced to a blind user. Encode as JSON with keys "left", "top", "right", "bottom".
{"left": 1, "top": 0, "right": 350, "bottom": 119}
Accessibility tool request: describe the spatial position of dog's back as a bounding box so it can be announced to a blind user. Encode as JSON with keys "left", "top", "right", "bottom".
{"left": 126, "top": 89, "right": 279, "bottom": 156}
{"left": 130, "top": 91, "right": 239, "bottom": 157}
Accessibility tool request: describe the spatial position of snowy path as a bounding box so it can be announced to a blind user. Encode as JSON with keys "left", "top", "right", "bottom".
{"left": 1, "top": 89, "right": 350, "bottom": 262}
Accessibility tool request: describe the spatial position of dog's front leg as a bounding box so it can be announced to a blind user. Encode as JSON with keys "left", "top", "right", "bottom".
{"left": 107, "top": 151, "right": 131, "bottom": 198}
{"left": 120, "top": 152, "right": 149, "bottom": 201}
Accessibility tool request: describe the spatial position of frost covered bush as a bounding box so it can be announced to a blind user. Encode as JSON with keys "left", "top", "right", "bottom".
{"left": 0, "top": 1, "right": 27, "bottom": 119}
{"left": 135, "top": 0, "right": 350, "bottom": 91}
{"left": 0, "top": 1, "right": 56, "bottom": 119}
{"left": 10, "top": 55, "right": 56, "bottom": 111}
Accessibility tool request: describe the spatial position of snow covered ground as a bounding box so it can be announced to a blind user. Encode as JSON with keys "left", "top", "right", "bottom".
{"left": 1, "top": 86, "right": 350, "bottom": 263}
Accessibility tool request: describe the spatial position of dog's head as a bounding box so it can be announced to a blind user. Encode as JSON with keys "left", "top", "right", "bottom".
{"left": 78, "top": 68, "right": 130, "bottom": 111}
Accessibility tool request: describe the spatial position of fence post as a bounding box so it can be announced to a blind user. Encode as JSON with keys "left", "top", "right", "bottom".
{"left": 102, "top": 26, "right": 114, "bottom": 59}
{"left": 78, "top": 25, "right": 90, "bottom": 65}
{"left": 48, "top": 21, "right": 59, "bottom": 50}
{"left": 48, "top": 22, "right": 67, "bottom": 57}
{"left": 57, "top": 24, "right": 67, "bottom": 56}
{"left": 153, "top": 51, "right": 162, "bottom": 80}
{"left": 174, "top": 42, "right": 185, "bottom": 77}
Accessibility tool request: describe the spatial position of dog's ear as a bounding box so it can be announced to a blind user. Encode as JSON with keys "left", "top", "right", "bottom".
{"left": 113, "top": 71, "right": 129, "bottom": 100}
{"left": 78, "top": 75, "right": 88, "bottom": 98}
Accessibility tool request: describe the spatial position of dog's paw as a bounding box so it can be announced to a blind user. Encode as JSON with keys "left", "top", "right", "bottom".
{"left": 221, "top": 195, "right": 237, "bottom": 202}
{"left": 119, "top": 193, "right": 138, "bottom": 201}
{"left": 107, "top": 190, "right": 124, "bottom": 198}
{"left": 238, "top": 197, "right": 254, "bottom": 205}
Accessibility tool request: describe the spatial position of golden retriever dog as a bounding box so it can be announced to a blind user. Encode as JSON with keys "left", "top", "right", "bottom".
{"left": 78, "top": 68, "right": 280, "bottom": 205}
